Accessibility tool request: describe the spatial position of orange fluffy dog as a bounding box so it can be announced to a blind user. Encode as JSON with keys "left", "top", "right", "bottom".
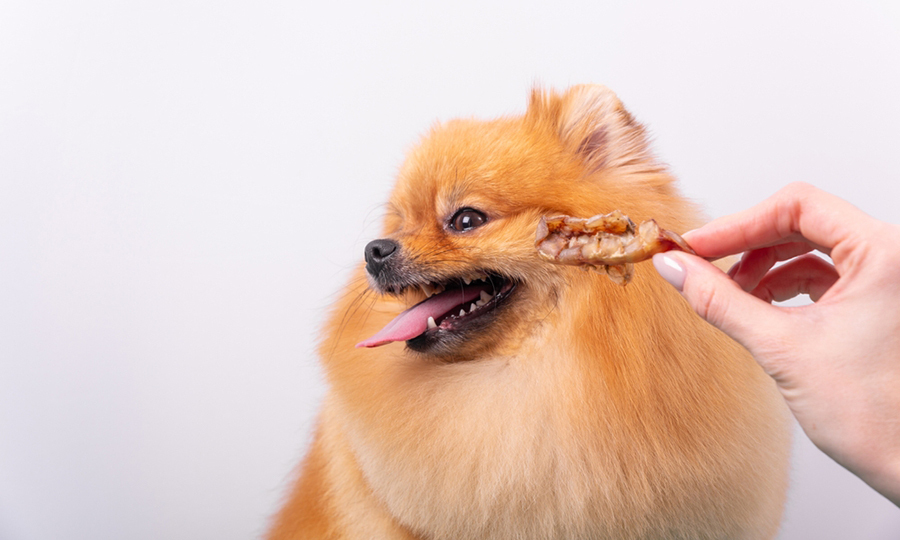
{"left": 269, "top": 85, "right": 791, "bottom": 539}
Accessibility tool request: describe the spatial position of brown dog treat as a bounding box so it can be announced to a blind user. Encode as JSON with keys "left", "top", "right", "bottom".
{"left": 535, "top": 210, "right": 695, "bottom": 284}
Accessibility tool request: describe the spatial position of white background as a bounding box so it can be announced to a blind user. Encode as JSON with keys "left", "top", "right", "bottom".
{"left": 1, "top": 1, "right": 899, "bottom": 539}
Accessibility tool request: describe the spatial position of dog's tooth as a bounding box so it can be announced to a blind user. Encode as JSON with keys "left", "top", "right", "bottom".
{"left": 470, "top": 303, "right": 477, "bottom": 312}
{"left": 463, "top": 277, "right": 471, "bottom": 285}
{"left": 479, "top": 290, "right": 492, "bottom": 303}
{"left": 427, "top": 316, "right": 437, "bottom": 329}
{"left": 475, "top": 299, "right": 486, "bottom": 307}
{"left": 434, "top": 284, "right": 445, "bottom": 295}
{"left": 421, "top": 283, "right": 434, "bottom": 297}
{"left": 459, "top": 309, "right": 466, "bottom": 317}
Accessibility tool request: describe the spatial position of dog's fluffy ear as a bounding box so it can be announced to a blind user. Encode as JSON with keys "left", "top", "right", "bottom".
{"left": 528, "top": 85, "right": 656, "bottom": 175}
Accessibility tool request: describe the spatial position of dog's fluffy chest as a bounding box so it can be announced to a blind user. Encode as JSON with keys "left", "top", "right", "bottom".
{"left": 343, "top": 351, "right": 609, "bottom": 540}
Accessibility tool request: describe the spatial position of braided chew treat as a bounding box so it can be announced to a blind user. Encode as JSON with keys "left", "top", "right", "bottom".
{"left": 535, "top": 210, "right": 696, "bottom": 285}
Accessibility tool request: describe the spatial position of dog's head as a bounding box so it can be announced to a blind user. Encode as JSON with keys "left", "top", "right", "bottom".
{"left": 355, "top": 85, "right": 697, "bottom": 360}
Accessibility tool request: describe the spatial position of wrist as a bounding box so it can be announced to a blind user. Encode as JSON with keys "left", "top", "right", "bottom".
{"left": 836, "top": 432, "right": 900, "bottom": 508}
{"left": 864, "top": 450, "right": 900, "bottom": 507}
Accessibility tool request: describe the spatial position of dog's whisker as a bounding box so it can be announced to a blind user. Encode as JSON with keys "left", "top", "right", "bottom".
{"left": 326, "top": 286, "right": 377, "bottom": 361}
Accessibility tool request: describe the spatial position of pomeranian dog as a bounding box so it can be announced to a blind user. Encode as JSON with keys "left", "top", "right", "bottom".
{"left": 269, "top": 85, "right": 791, "bottom": 539}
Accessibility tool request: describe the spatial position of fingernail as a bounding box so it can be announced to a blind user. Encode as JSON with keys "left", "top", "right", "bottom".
{"left": 653, "top": 252, "right": 686, "bottom": 291}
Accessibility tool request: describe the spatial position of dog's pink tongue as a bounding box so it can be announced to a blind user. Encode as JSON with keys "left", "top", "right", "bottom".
{"left": 356, "top": 287, "right": 484, "bottom": 348}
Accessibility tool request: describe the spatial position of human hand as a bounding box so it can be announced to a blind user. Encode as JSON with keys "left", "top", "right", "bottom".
{"left": 653, "top": 182, "right": 900, "bottom": 506}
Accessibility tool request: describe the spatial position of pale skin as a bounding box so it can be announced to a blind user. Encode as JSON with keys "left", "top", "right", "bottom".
{"left": 652, "top": 182, "right": 900, "bottom": 507}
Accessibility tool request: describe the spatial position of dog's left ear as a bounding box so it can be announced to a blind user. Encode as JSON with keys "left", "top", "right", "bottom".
{"left": 528, "top": 84, "right": 656, "bottom": 175}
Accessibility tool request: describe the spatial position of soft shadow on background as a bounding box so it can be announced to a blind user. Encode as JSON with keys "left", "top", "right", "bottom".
{"left": 1, "top": 1, "right": 898, "bottom": 539}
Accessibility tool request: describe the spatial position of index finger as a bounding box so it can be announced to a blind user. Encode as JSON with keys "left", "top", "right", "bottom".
{"left": 684, "top": 183, "right": 873, "bottom": 260}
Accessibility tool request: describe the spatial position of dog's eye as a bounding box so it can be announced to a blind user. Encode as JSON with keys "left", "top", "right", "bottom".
{"left": 449, "top": 208, "right": 487, "bottom": 232}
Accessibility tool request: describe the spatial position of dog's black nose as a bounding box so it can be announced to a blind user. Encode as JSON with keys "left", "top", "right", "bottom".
{"left": 364, "top": 239, "right": 399, "bottom": 277}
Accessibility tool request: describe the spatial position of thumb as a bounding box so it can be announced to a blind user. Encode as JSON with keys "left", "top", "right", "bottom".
{"left": 652, "top": 251, "right": 784, "bottom": 352}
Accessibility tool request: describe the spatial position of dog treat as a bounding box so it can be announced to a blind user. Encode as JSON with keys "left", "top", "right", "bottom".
{"left": 535, "top": 210, "right": 695, "bottom": 285}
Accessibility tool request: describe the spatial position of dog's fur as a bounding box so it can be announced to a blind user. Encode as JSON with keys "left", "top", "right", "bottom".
{"left": 269, "top": 85, "right": 792, "bottom": 539}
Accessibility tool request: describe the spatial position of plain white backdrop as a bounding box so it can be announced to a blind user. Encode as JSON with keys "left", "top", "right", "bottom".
{"left": 1, "top": 1, "right": 899, "bottom": 538}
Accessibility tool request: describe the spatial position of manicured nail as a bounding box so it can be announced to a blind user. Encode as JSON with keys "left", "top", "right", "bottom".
{"left": 653, "top": 252, "right": 686, "bottom": 291}
{"left": 681, "top": 229, "right": 698, "bottom": 243}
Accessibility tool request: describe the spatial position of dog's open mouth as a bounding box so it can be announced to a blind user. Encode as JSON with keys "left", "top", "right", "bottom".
{"left": 356, "top": 273, "right": 516, "bottom": 349}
